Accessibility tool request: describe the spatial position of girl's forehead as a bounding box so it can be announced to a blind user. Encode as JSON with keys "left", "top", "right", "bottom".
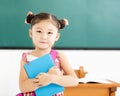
{"left": 32, "top": 20, "right": 58, "bottom": 30}
{"left": 37, "top": 20, "right": 54, "bottom": 25}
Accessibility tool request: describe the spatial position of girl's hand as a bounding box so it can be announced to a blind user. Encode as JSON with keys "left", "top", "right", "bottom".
{"left": 48, "top": 66, "right": 62, "bottom": 75}
{"left": 35, "top": 73, "right": 53, "bottom": 87}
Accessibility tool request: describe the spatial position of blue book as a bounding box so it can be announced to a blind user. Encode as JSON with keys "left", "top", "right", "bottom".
{"left": 24, "top": 54, "right": 64, "bottom": 96}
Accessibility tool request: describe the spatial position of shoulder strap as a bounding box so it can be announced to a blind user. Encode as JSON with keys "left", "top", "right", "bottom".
{"left": 22, "top": 52, "right": 28, "bottom": 63}
{"left": 50, "top": 49, "right": 62, "bottom": 71}
{"left": 50, "top": 49, "right": 57, "bottom": 62}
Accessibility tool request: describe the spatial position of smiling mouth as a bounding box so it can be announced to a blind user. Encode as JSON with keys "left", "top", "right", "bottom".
{"left": 39, "top": 41, "right": 47, "bottom": 44}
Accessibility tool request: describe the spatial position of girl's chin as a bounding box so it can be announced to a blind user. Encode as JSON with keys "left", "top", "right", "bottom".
{"left": 38, "top": 46, "right": 50, "bottom": 49}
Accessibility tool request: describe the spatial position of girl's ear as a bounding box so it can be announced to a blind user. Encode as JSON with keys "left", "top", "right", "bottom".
{"left": 55, "top": 33, "right": 60, "bottom": 41}
{"left": 29, "top": 29, "right": 32, "bottom": 38}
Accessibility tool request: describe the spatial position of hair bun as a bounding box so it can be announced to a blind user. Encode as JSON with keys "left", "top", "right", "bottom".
{"left": 63, "top": 18, "right": 69, "bottom": 26}
{"left": 59, "top": 18, "right": 69, "bottom": 29}
{"left": 25, "top": 11, "right": 35, "bottom": 24}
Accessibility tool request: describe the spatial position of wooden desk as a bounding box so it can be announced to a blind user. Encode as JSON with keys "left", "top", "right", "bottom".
{"left": 64, "top": 70, "right": 120, "bottom": 96}
{"left": 64, "top": 82, "right": 120, "bottom": 96}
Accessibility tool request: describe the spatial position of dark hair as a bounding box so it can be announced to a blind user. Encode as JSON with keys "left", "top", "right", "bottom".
{"left": 25, "top": 12, "right": 69, "bottom": 30}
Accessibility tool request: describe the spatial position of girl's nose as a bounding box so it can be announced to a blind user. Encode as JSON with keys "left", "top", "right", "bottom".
{"left": 41, "top": 33, "right": 47, "bottom": 39}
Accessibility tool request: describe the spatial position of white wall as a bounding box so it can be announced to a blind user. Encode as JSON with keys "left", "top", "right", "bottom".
{"left": 0, "top": 49, "right": 120, "bottom": 96}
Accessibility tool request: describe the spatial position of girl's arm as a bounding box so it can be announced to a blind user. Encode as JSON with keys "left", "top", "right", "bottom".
{"left": 51, "top": 52, "right": 78, "bottom": 87}
{"left": 19, "top": 60, "right": 39, "bottom": 92}
{"left": 36, "top": 52, "right": 78, "bottom": 87}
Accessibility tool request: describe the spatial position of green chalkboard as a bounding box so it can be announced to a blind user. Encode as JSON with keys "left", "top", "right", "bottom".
{"left": 1, "top": 0, "right": 120, "bottom": 49}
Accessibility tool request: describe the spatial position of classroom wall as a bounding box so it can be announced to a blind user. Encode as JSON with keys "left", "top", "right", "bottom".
{"left": 0, "top": 49, "right": 120, "bottom": 96}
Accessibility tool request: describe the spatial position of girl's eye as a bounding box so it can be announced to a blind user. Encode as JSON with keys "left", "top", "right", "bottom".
{"left": 48, "top": 32, "right": 53, "bottom": 34}
{"left": 36, "top": 31, "right": 42, "bottom": 33}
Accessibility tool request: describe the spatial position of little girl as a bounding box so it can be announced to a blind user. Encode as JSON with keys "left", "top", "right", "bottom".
{"left": 18, "top": 11, "right": 78, "bottom": 96}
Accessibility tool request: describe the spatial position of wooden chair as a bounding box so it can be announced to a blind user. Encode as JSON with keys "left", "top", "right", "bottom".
{"left": 74, "top": 66, "right": 88, "bottom": 78}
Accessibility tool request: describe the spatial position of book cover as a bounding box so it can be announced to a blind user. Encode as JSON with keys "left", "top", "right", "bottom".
{"left": 24, "top": 54, "right": 64, "bottom": 96}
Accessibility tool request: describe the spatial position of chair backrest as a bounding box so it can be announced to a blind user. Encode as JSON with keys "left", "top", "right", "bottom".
{"left": 74, "top": 66, "right": 88, "bottom": 78}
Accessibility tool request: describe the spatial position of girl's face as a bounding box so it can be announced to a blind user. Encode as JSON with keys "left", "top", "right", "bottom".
{"left": 29, "top": 20, "right": 60, "bottom": 50}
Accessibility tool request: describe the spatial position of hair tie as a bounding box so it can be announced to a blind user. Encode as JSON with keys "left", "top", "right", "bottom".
{"left": 58, "top": 18, "right": 69, "bottom": 29}
{"left": 63, "top": 18, "right": 69, "bottom": 26}
{"left": 25, "top": 11, "right": 35, "bottom": 24}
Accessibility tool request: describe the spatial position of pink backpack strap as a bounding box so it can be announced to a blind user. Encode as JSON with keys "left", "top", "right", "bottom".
{"left": 50, "top": 49, "right": 62, "bottom": 71}
{"left": 22, "top": 52, "right": 28, "bottom": 63}
{"left": 50, "top": 49, "right": 57, "bottom": 62}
